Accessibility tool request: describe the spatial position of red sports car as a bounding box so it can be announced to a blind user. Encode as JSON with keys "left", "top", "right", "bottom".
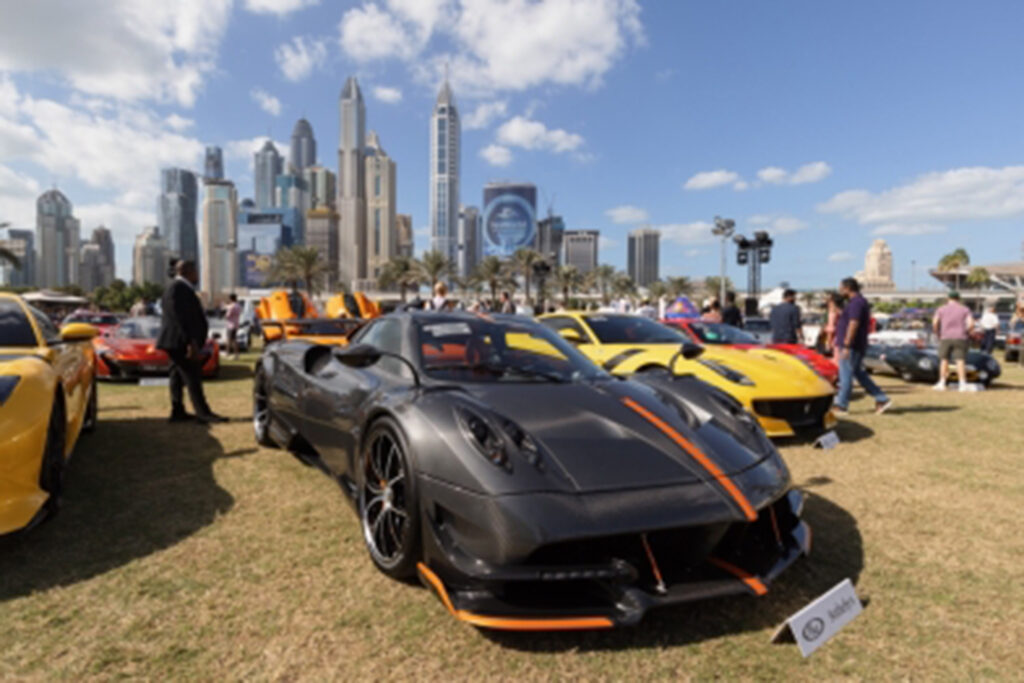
{"left": 93, "top": 316, "right": 219, "bottom": 380}
{"left": 664, "top": 319, "right": 839, "bottom": 385}
{"left": 62, "top": 311, "right": 123, "bottom": 337}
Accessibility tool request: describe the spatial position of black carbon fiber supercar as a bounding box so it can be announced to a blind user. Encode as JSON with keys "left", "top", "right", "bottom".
{"left": 252, "top": 311, "right": 811, "bottom": 630}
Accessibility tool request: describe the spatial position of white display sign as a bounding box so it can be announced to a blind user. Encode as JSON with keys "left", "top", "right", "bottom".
{"left": 773, "top": 578, "right": 863, "bottom": 657}
{"left": 139, "top": 377, "right": 170, "bottom": 387}
{"left": 815, "top": 430, "right": 840, "bottom": 450}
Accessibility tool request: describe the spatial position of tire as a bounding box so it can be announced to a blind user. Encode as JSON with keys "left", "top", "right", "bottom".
{"left": 1007, "top": 351, "right": 1019, "bottom": 363}
{"left": 39, "top": 397, "right": 67, "bottom": 516}
{"left": 900, "top": 371, "right": 914, "bottom": 382}
{"left": 82, "top": 376, "right": 98, "bottom": 434}
{"left": 252, "top": 364, "right": 278, "bottom": 448}
{"left": 358, "top": 417, "right": 421, "bottom": 580}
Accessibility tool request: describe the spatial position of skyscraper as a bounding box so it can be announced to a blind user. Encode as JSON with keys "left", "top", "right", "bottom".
{"left": 289, "top": 118, "right": 316, "bottom": 172}
{"left": 364, "top": 131, "right": 396, "bottom": 284}
{"left": 457, "top": 206, "right": 481, "bottom": 277}
{"left": 237, "top": 207, "right": 299, "bottom": 288}
{"left": 536, "top": 214, "right": 565, "bottom": 264}
{"left": 201, "top": 179, "right": 238, "bottom": 299}
{"left": 396, "top": 214, "right": 413, "bottom": 258}
{"left": 627, "top": 228, "right": 660, "bottom": 287}
{"left": 303, "top": 166, "right": 336, "bottom": 210}
{"left": 91, "top": 226, "right": 116, "bottom": 286}
{"left": 337, "top": 76, "right": 366, "bottom": 290}
{"left": 204, "top": 146, "right": 224, "bottom": 180}
{"left": 78, "top": 243, "right": 103, "bottom": 292}
{"left": 157, "top": 168, "right": 199, "bottom": 262}
{"left": 0, "top": 229, "right": 35, "bottom": 287}
{"left": 36, "top": 189, "right": 81, "bottom": 288}
{"left": 275, "top": 172, "right": 309, "bottom": 242}
{"left": 254, "top": 140, "right": 283, "bottom": 209}
{"left": 481, "top": 182, "right": 536, "bottom": 258}
{"left": 430, "top": 76, "right": 459, "bottom": 266}
{"left": 306, "top": 207, "right": 339, "bottom": 292}
{"left": 562, "top": 230, "right": 599, "bottom": 274}
{"left": 133, "top": 226, "right": 168, "bottom": 285}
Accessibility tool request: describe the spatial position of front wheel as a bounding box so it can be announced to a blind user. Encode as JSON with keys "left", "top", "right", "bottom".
{"left": 252, "top": 365, "right": 278, "bottom": 448}
{"left": 39, "top": 398, "right": 67, "bottom": 516}
{"left": 359, "top": 418, "right": 421, "bottom": 580}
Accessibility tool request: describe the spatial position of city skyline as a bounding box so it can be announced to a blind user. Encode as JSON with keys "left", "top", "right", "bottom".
{"left": 2, "top": 2, "right": 1024, "bottom": 288}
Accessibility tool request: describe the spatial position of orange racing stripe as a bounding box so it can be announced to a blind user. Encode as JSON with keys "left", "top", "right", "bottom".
{"left": 621, "top": 397, "right": 758, "bottom": 521}
{"left": 416, "top": 563, "right": 614, "bottom": 631}
{"left": 708, "top": 557, "right": 768, "bottom": 596}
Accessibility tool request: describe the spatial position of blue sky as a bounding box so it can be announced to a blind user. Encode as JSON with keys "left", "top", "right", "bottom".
{"left": 1, "top": 0, "right": 1023, "bottom": 288}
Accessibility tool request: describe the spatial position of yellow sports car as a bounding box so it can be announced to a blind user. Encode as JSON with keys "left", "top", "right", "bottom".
{"left": 0, "top": 293, "right": 99, "bottom": 536}
{"left": 325, "top": 291, "right": 381, "bottom": 320}
{"left": 538, "top": 312, "right": 836, "bottom": 438}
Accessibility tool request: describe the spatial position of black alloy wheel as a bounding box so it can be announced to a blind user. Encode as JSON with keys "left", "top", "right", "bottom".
{"left": 252, "top": 365, "right": 278, "bottom": 448}
{"left": 39, "top": 397, "right": 67, "bottom": 516}
{"left": 359, "top": 418, "right": 421, "bottom": 579}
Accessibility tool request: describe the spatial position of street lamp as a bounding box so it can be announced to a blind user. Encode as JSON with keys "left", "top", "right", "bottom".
{"left": 733, "top": 231, "right": 773, "bottom": 315}
{"left": 711, "top": 216, "right": 735, "bottom": 305}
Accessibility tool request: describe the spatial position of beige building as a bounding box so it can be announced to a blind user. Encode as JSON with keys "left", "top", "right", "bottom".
{"left": 856, "top": 238, "right": 895, "bottom": 291}
{"left": 302, "top": 165, "right": 336, "bottom": 210}
{"left": 200, "top": 179, "right": 238, "bottom": 300}
{"left": 396, "top": 214, "right": 413, "bottom": 258}
{"left": 306, "top": 207, "right": 339, "bottom": 292}
{"left": 133, "top": 225, "right": 168, "bottom": 285}
{"left": 364, "top": 131, "right": 397, "bottom": 283}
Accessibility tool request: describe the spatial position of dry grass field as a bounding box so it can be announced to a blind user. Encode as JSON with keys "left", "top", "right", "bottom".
{"left": 2, "top": 354, "right": 1023, "bottom": 680}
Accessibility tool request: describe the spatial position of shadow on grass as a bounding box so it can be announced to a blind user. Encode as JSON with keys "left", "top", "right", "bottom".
{"left": 481, "top": 492, "right": 863, "bottom": 653}
{"left": 0, "top": 417, "right": 237, "bottom": 601}
{"left": 885, "top": 405, "right": 960, "bottom": 415}
{"left": 774, "top": 420, "right": 874, "bottom": 448}
{"left": 211, "top": 363, "right": 253, "bottom": 382}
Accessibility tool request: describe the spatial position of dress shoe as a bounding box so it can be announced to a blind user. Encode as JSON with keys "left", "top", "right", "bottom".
{"left": 168, "top": 411, "right": 196, "bottom": 423}
{"left": 196, "top": 412, "right": 229, "bottom": 424}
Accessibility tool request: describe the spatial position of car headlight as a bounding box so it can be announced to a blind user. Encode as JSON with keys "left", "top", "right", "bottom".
{"left": 697, "top": 358, "right": 754, "bottom": 386}
{"left": 455, "top": 406, "right": 509, "bottom": 468}
{"left": 0, "top": 376, "right": 21, "bottom": 406}
{"left": 918, "top": 358, "right": 934, "bottom": 370}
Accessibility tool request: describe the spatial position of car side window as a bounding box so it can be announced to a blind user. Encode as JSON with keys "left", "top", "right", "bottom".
{"left": 539, "top": 316, "right": 589, "bottom": 341}
{"left": 357, "top": 319, "right": 408, "bottom": 378}
{"left": 28, "top": 305, "right": 60, "bottom": 345}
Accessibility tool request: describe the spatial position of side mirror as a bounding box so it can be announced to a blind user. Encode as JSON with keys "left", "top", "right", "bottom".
{"left": 681, "top": 341, "right": 704, "bottom": 360}
{"left": 333, "top": 343, "right": 382, "bottom": 368}
{"left": 59, "top": 322, "right": 99, "bottom": 343}
{"left": 558, "top": 328, "right": 584, "bottom": 345}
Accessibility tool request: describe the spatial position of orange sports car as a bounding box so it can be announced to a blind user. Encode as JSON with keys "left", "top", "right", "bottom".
{"left": 93, "top": 316, "right": 220, "bottom": 380}
{"left": 326, "top": 291, "right": 381, "bottom": 319}
{"left": 257, "top": 289, "right": 364, "bottom": 346}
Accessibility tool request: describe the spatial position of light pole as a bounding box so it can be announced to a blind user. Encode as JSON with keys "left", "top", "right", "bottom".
{"left": 911, "top": 259, "right": 916, "bottom": 292}
{"left": 711, "top": 216, "right": 735, "bottom": 304}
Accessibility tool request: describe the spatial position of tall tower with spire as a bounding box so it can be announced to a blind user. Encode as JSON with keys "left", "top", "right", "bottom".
{"left": 430, "top": 73, "right": 460, "bottom": 267}
{"left": 289, "top": 118, "right": 316, "bottom": 172}
{"left": 338, "top": 76, "right": 366, "bottom": 289}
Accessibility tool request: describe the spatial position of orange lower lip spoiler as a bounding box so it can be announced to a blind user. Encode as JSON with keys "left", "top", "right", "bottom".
{"left": 416, "top": 563, "right": 615, "bottom": 631}
{"left": 708, "top": 557, "right": 768, "bottom": 596}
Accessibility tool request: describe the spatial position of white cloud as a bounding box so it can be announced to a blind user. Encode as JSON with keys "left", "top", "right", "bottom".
{"left": 748, "top": 214, "right": 809, "bottom": 234}
{"left": 495, "top": 116, "right": 584, "bottom": 153}
{"left": 733, "top": 180, "right": 749, "bottom": 191}
{"left": 341, "top": 0, "right": 643, "bottom": 94}
{"left": 274, "top": 36, "right": 327, "bottom": 82}
{"left": 819, "top": 166, "right": 1024, "bottom": 234}
{"left": 0, "top": 164, "right": 42, "bottom": 228}
{"left": 605, "top": 205, "right": 648, "bottom": 224}
{"left": 372, "top": 86, "right": 404, "bottom": 103}
{"left": 480, "top": 144, "right": 512, "bottom": 167}
{"left": 828, "top": 251, "right": 853, "bottom": 263}
{"left": 244, "top": 0, "right": 320, "bottom": 16}
{"left": 250, "top": 88, "right": 282, "bottom": 116}
{"left": 871, "top": 223, "right": 947, "bottom": 236}
{"left": 464, "top": 100, "right": 508, "bottom": 130}
{"left": 683, "top": 170, "right": 740, "bottom": 191}
{"left": 164, "top": 114, "right": 194, "bottom": 132}
{"left": 656, "top": 221, "right": 716, "bottom": 245}
{"left": 757, "top": 161, "right": 832, "bottom": 186}
{"left": 0, "top": 0, "right": 232, "bottom": 107}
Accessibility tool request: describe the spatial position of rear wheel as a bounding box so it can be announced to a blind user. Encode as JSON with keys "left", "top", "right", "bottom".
{"left": 39, "top": 398, "right": 67, "bottom": 516}
{"left": 359, "top": 418, "right": 421, "bottom": 579}
{"left": 253, "top": 365, "right": 278, "bottom": 448}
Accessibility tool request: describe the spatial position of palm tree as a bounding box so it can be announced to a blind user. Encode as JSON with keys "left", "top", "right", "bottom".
{"left": 0, "top": 221, "right": 19, "bottom": 270}
{"left": 474, "top": 256, "right": 508, "bottom": 307}
{"left": 965, "top": 266, "right": 990, "bottom": 289}
{"left": 937, "top": 248, "right": 970, "bottom": 290}
{"left": 377, "top": 256, "right": 421, "bottom": 302}
{"left": 511, "top": 248, "right": 543, "bottom": 303}
{"left": 588, "top": 263, "right": 617, "bottom": 304}
{"left": 419, "top": 250, "right": 453, "bottom": 290}
{"left": 611, "top": 271, "right": 636, "bottom": 300}
{"left": 646, "top": 279, "right": 668, "bottom": 301}
{"left": 553, "top": 264, "right": 585, "bottom": 307}
{"left": 703, "top": 276, "right": 734, "bottom": 301}
{"left": 664, "top": 276, "right": 694, "bottom": 299}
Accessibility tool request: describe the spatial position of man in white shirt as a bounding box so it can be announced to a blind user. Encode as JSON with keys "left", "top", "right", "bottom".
{"left": 979, "top": 304, "right": 999, "bottom": 354}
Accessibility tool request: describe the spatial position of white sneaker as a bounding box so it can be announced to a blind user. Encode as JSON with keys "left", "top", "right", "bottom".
{"left": 932, "top": 382, "right": 947, "bottom": 391}
{"left": 958, "top": 383, "right": 968, "bottom": 392}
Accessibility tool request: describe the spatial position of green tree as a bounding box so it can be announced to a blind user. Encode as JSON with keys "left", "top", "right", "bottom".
{"left": 965, "top": 266, "right": 990, "bottom": 289}
{"left": 418, "top": 250, "right": 453, "bottom": 290}
{"left": 611, "top": 271, "right": 636, "bottom": 300}
{"left": 0, "top": 246, "right": 20, "bottom": 270}
{"left": 553, "top": 264, "right": 585, "bottom": 307}
{"left": 646, "top": 279, "right": 668, "bottom": 300}
{"left": 703, "top": 276, "right": 735, "bottom": 301}
{"left": 587, "top": 263, "right": 617, "bottom": 304}
{"left": 474, "top": 256, "right": 508, "bottom": 307}
{"left": 664, "top": 276, "right": 694, "bottom": 298}
{"left": 937, "top": 248, "right": 970, "bottom": 291}
{"left": 511, "top": 248, "right": 543, "bottom": 303}
{"left": 263, "top": 245, "right": 329, "bottom": 296}
{"left": 378, "top": 256, "right": 421, "bottom": 302}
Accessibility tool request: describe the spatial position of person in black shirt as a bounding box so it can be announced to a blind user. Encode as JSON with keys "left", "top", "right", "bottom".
{"left": 769, "top": 289, "right": 803, "bottom": 344}
{"left": 721, "top": 291, "right": 743, "bottom": 327}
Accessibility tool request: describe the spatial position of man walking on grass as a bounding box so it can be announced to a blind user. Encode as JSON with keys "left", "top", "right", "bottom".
{"left": 833, "top": 277, "right": 892, "bottom": 415}
{"left": 932, "top": 291, "right": 974, "bottom": 391}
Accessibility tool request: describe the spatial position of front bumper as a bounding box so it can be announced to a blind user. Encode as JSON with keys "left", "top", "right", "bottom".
{"left": 97, "top": 352, "right": 218, "bottom": 379}
{"left": 749, "top": 394, "right": 836, "bottom": 438}
{"left": 417, "top": 485, "right": 810, "bottom": 630}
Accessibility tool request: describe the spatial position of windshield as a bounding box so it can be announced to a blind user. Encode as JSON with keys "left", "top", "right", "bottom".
{"left": 115, "top": 318, "right": 162, "bottom": 339}
{"left": 65, "top": 313, "right": 120, "bottom": 326}
{"left": 686, "top": 322, "right": 759, "bottom": 345}
{"left": 0, "top": 300, "right": 37, "bottom": 347}
{"left": 584, "top": 314, "right": 688, "bottom": 344}
{"left": 417, "top": 316, "right": 607, "bottom": 383}
{"left": 744, "top": 319, "right": 771, "bottom": 331}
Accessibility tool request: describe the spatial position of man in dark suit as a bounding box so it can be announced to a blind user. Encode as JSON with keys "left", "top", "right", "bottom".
{"left": 157, "top": 260, "right": 226, "bottom": 423}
